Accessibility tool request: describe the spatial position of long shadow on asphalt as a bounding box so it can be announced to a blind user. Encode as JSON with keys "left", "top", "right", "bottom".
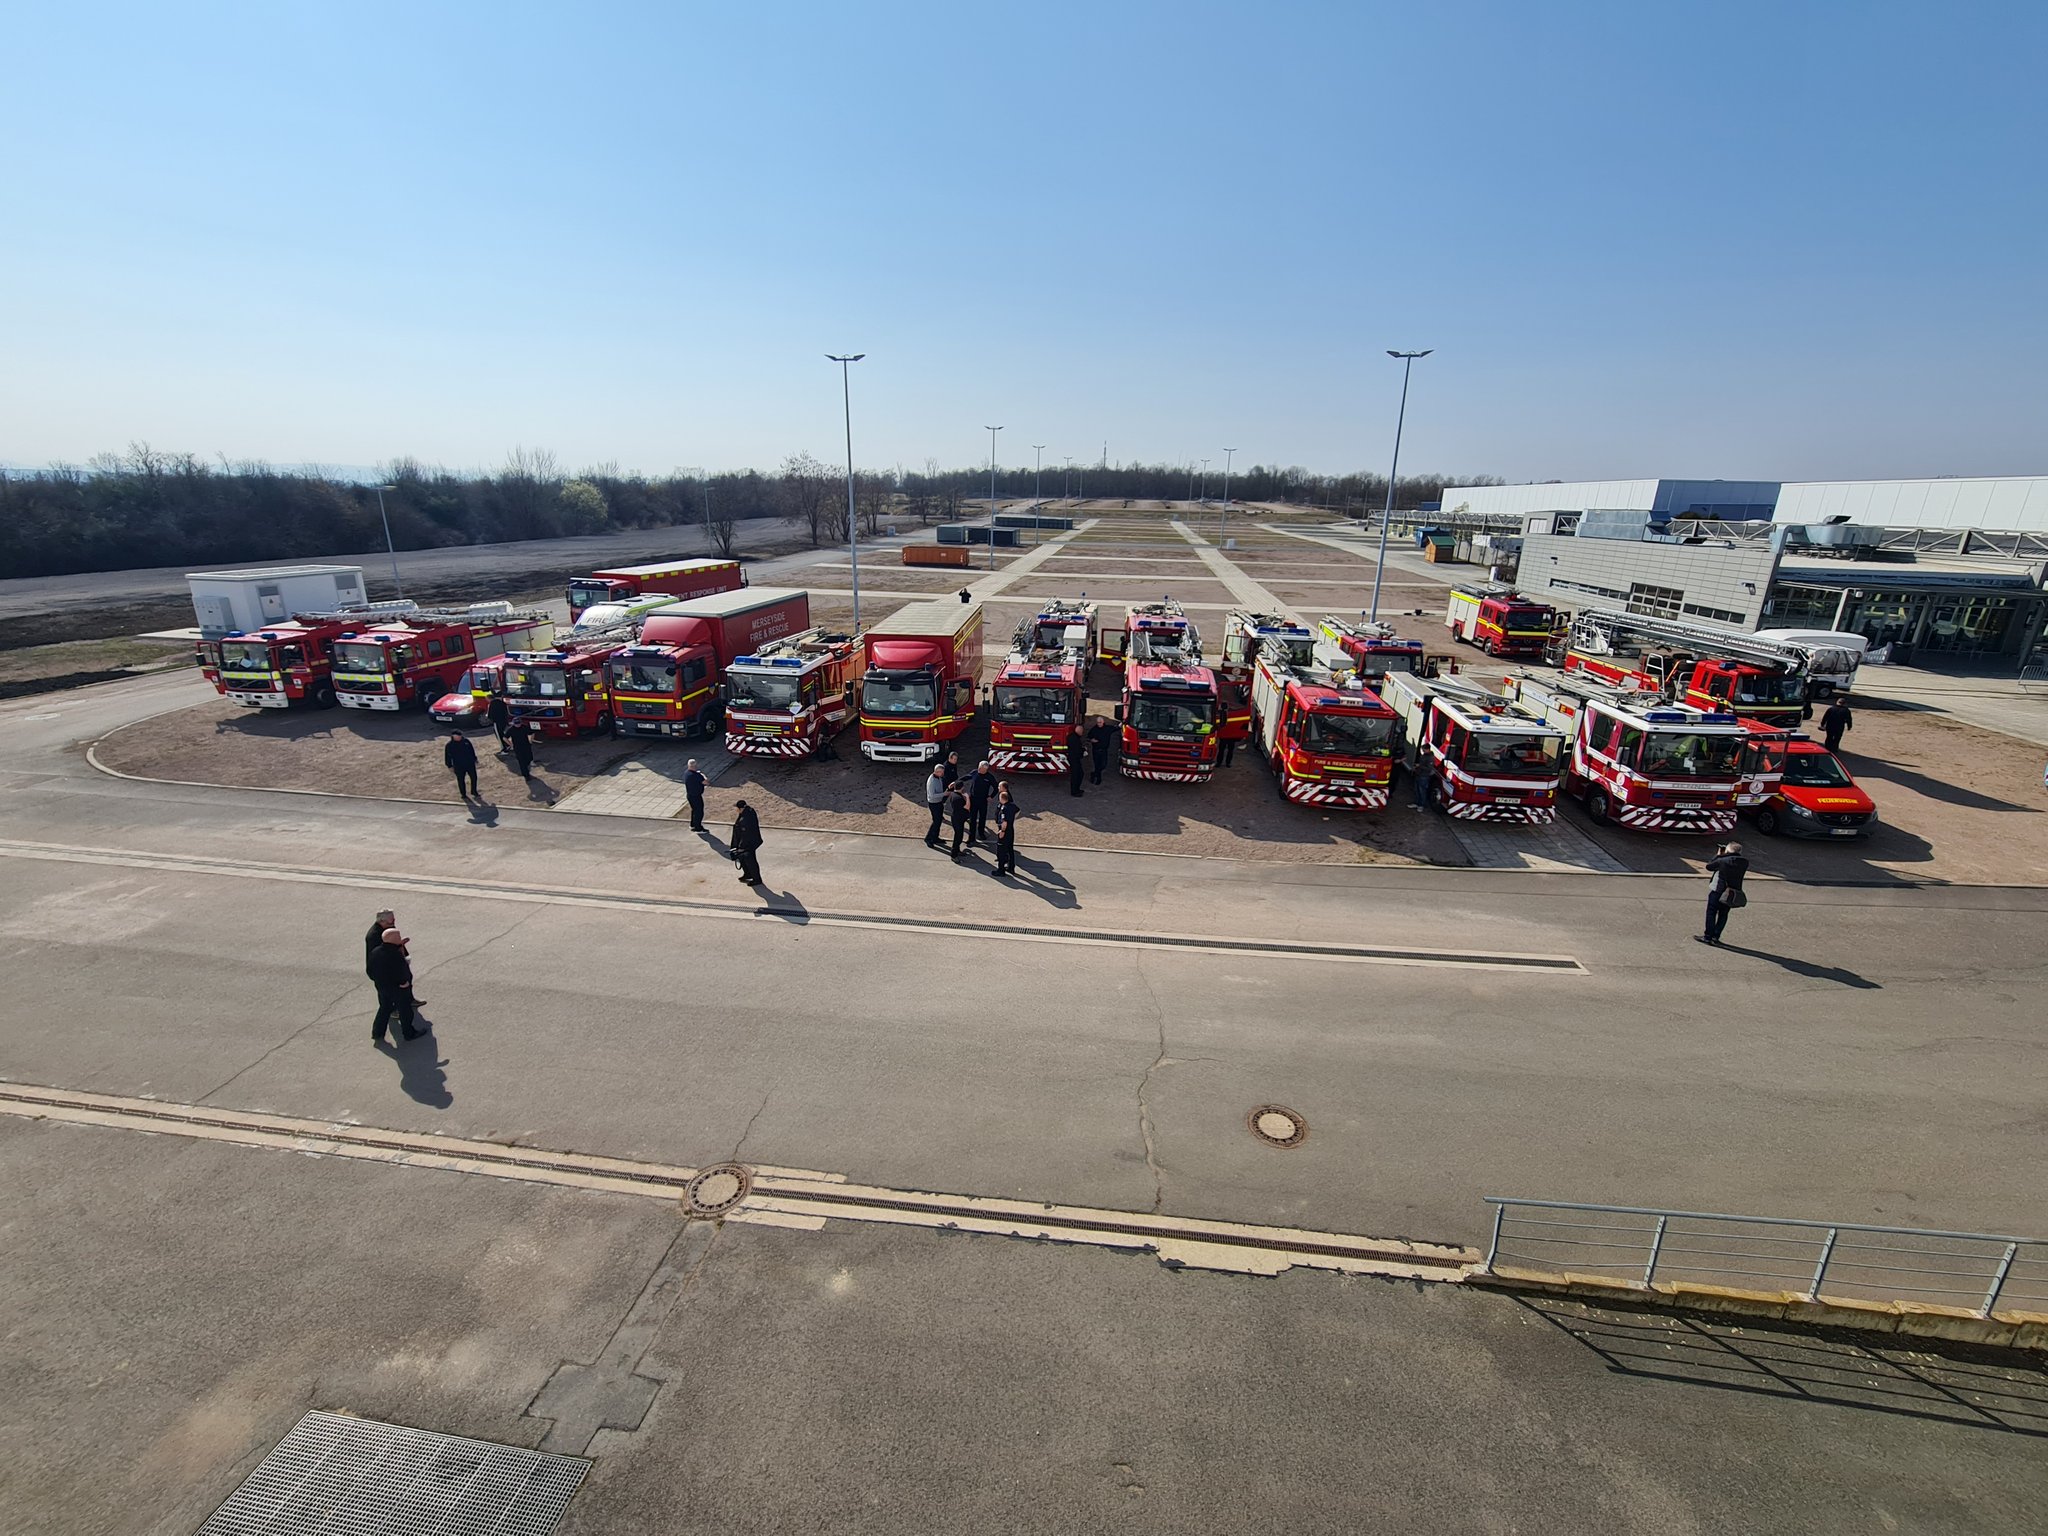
{"left": 379, "top": 1028, "right": 453, "bottom": 1109}
{"left": 1516, "top": 1295, "right": 2048, "bottom": 1437}
{"left": 1715, "top": 942, "right": 1882, "bottom": 988}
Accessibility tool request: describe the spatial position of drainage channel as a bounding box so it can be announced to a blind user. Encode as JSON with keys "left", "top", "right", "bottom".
{"left": 0, "top": 1083, "right": 1481, "bottom": 1281}
{"left": 0, "top": 839, "right": 1583, "bottom": 972}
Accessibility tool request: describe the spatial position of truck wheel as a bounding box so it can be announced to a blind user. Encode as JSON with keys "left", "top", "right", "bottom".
{"left": 313, "top": 684, "right": 336, "bottom": 709}
{"left": 1586, "top": 788, "right": 1612, "bottom": 823}
{"left": 593, "top": 710, "right": 614, "bottom": 736}
{"left": 1756, "top": 808, "right": 1781, "bottom": 836}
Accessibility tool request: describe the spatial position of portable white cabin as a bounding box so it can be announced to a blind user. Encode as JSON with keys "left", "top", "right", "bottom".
{"left": 187, "top": 565, "right": 369, "bottom": 637}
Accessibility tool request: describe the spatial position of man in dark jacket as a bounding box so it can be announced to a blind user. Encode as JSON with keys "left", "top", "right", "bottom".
{"left": 1820, "top": 698, "right": 1853, "bottom": 755}
{"left": 942, "top": 750, "right": 962, "bottom": 788}
{"left": 1065, "top": 726, "right": 1086, "bottom": 797}
{"left": 444, "top": 731, "right": 479, "bottom": 799}
{"left": 966, "top": 759, "right": 995, "bottom": 842}
{"left": 364, "top": 909, "right": 396, "bottom": 976}
{"left": 507, "top": 719, "right": 536, "bottom": 779}
{"left": 1088, "top": 716, "right": 1114, "bottom": 784}
{"left": 992, "top": 782, "right": 1019, "bottom": 876}
{"left": 368, "top": 929, "right": 422, "bottom": 1044}
{"left": 1699, "top": 841, "right": 1750, "bottom": 946}
{"left": 486, "top": 692, "right": 511, "bottom": 749}
{"left": 947, "top": 783, "right": 972, "bottom": 859}
{"left": 731, "top": 799, "right": 764, "bottom": 885}
{"left": 684, "top": 758, "right": 707, "bottom": 831}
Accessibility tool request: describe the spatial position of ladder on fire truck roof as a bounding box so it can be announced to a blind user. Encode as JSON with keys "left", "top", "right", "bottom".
{"left": 286, "top": 600, "right": 423, "bottom": 626}
{"left": 732, "top": 628, "right": 857, "bottom": 666}
{"left": 1318, "top": 615, "right": 1414, "bottom": 646}
{"left": 327, "top": 600, "right": 553, "bottom": 631}
{"left": 1566, "top": 609, "right": 1808, "bottom": 671}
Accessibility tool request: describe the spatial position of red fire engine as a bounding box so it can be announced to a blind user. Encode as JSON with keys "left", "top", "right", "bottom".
{"left": 987, "top": 607, "right": 1095, "bottom": 773}
{"left": 1317, "top": 616, "right": 1429, "bottom": 684}
{"left": 859, "top": 599, "right": 985, "bottom": 764}
{"left": 1445, "top": 584, "right": 1557, "bottom": 658}
{"left": 330, "top": 604, "right": 555, "bottom": 713}
{"left": 1380, "top": 671, "right": 1566, "bottom": 822}
{"left": 1218, "top": 610, "right": 1316, "bottom": 743}
{"left": 210, "top": 603, "right": 416, "bottom": 709}
{"left": 1504, "top": 673, "right": 1747, "bottom": 834}
{"left": 1558, "top": 610, "right": 1811, "bottom": 727}
{"left": 608, "top": 588, "right": 813, "bottom": 741}
{"left": 1117, "top": 662, "right": 1222, "bottom": 783}
{"left": 503, "top": 627, "right": 641, "bottom": 739}
{"left": 1097, "top": 597, "right": 1200, "bottom": 670}
{"left": 566, "top": 558, "right": 745, "bottom": 622}
{"left": 1248, "top": 647, "right": 1398, "bottom": 810}
{"left": 722, "top": 629, "right": 863, "bottom": 758}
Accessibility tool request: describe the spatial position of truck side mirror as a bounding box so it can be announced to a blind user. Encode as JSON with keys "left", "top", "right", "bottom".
{"left": 1112, "top": 706, "right": 1124, "bottom": 724}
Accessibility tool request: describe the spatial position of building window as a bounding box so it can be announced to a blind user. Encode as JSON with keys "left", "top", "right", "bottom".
{"left": 1681, "top": 602, "right": 1747, "bottom": 625}
{"left": 1625, "top": 582, "right": 1685, "bottom": 619}
{"left": 1551, "top": 578, "right": 1630, "bottom": 602}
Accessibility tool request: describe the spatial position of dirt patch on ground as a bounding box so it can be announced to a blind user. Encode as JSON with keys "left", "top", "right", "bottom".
{"left": 94, "top": 697, "right": 639, "bottom": 810}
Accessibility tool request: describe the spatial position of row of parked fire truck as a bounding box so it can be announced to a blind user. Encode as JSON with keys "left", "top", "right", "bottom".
{"left": 194, "top": 557, "right": 1874, "bottom": 839}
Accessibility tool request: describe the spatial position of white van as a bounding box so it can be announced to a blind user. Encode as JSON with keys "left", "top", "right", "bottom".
{"left": 1753, "top": 629, "right": 1869, "bottom": 698}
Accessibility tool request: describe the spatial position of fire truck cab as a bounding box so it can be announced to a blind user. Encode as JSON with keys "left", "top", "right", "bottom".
{"left": 722, "top": 630, "right": 863, "bottom": 758}
{"left": 566, "top": 558, "right": 745, "bottom": 622}
{"left": 1317, "top": 616, "right": 1429, "bottom": 684}
{"left": 1446, "top": 584, "right": 1557, "bottom": 658}
{"left": 1249, "top": 649, "right": 1398, "bottom": 810}
{"left": 504, "top": 636, "right": 632, "bottom": 738}
{"left": 1116, "top": 663, "right": 1222, "bottom": 783}
{"left": 1380, "top": 672, "right": 1565, "bottom": 822}
{"left": 331, "top": 604, "right": 554, "bottom": 713}
{"left": 1219, "top": 610, "right": 1315, "bottom": 743}
{"left": 988, "top": 609, "right": 1093, "bottom": 774}
{"left": 1505, "top": 673, "right": 1747, "bottom": 835}
{"left": 1098, "top": 598, "right": 1199, "bottom": 669}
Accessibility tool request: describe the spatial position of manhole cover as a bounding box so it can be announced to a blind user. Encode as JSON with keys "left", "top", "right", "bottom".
{"left": 1247, "top": 1105, "right": 1308, "bottom": 1148}
{"left": 684, "top": 1162, "right": 752, "bottom": 1217}
{"left": 197, "top": 1411, "right": 586, "bottom": 1534}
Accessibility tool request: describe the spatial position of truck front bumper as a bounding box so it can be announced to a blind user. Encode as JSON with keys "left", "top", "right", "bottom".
{"left": 227, "top": 691, "right": 290, "bottom": 709}
{"left": 337, "top": 695, "right": 399, "bottom": 711}
{"left": 863, "top": 740, "right": 940, "bottom": 763}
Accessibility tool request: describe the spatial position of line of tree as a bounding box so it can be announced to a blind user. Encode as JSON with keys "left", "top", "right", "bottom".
{"left": 0, "top": 443, "right": 1502, "bottom": 579}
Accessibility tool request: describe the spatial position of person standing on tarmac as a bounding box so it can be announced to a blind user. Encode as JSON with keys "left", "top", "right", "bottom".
{"left": 967, "top": 760, "right": 995, "bottom": 843}
{"left": 1698, "top": 841, "right": 1749, "bottom": 946}
{"left": 731, "top": 799, "right": 765, "bottom": 885}
{"left": 368, "top": 929, "right": 422, "bottom": 1045}
{"left": 992, "top": 782, "right": 1019, "bottom": 876}
{"left": 1821, "top": 697, "right": 1854, "bottom": 755}
{"left": 443, "top": 731, "right": 479, "bottom": 799}
{"left": 923, "top": 763, "right": 948, "bottom": 848}
{"left": 1088, "top": 716, "right": 1114, "bottom": 784}
{"left": 486, "top": 692, "right": 511, "bottom": 750}
{"left": 683, "top": 758, "right": 707, "bottom": 831}
{"left": 507, "top": 718, "right": 536, "bottom": 780}
{"left": 946, "top": 781, "right": 972, "bottom": 859}
{"left": 1065, "top": 726, "right": 1086, "bottom": 797}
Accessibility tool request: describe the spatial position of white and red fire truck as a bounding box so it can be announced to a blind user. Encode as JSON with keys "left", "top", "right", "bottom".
{"left": 1248, "top": 646, "right": 1398, "bottom": 810}
{"left": 503, "top": 621, "right": 643, "bottom": 738}
{"left": 987, "top": 605, "right": 1095, "bottom": 774}
{"left": 1380, "top": 671, "right": 1566, "bottom": 822}
{"left": 607, "top": 589, "right": 813, "bottom": 741}
{"left": 330, "top": 604, "right": 555, "bottom": 713}
{"left": 211, "top": 602, "right": 416, "bottom": 709}
{"left": 722, "top": 629, "right": 864, "bottom": 758}
{"left": 1116, "top": 661, "right": 1222, "bottom": 783}
{"left": 1559, "top": 610, "right": 1812, "bottom": 728}
{"left": 1219, "top": 610, "right": 1316, "bottom": 744}
{"left": 1504, "top": 673, "right": 1747, "bottom": 835}
{"left": 1317, "top": 616, "right": 1429, "bottom": 684}
{"left": 1445, "top": 584, "right": 1557, "bottom": 658}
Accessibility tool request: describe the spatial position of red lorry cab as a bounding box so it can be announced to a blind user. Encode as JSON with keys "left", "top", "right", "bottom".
{"left": 859, "top": 599, "right": 985, "bottom": 763}
{"left": 607, "top": 587, "right": 811, "bottom": 739}
{"left": 566, "top": 558, "right": 744, "bottom": 621}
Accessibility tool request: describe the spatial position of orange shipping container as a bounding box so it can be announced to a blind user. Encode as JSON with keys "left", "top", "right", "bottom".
{"left": 904, "top": 545, "right": 972, "bottom": 567}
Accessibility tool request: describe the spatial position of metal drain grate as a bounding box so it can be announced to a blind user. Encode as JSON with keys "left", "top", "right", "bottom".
{"left": 196, "top": 1411, "right": 587, "bottom": 1535}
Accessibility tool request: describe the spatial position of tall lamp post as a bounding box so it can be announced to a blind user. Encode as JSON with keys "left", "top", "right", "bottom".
{"left": 371, "top": 484, "right": 403, "bottom": 598}
{"left": 1218, "top": 447, "right": 1237, "bottom": 540}
{"left": 1063, "top": 456, "right": 1073, "bottom": 500}
{"left": 1368, "top": 349, "right": 1432, "bottom": 625}
{"left": 826, "top": 353, "right": 866, "bottom": 628}
{"left": 984, "top": 425, "right": 1004, "bottom": 569}
{"left": 1032, "top": 444, "right": 1045, "bottom": 508}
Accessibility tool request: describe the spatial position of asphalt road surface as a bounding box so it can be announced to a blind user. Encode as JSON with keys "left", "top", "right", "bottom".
{"left": 4, "top": 671, "right": 2044, "bottom": 1532}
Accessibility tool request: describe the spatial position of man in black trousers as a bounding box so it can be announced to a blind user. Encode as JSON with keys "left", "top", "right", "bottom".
{"left": 368, "top": 928, "right": 422, "bottom": 1044}
{"left": 947, "top": 782, "right": 972, "bottom": 859}
{"left": 967, "top": 759, "right": 995, "bottom": 842}
{"left": 684, "top": 758, "right": 707, "bottom": 830}
{"left": 486, "top": 692, "right": 511, "bottom": 750}
{"left": 731, "top": 799, "right": 765, "bottom": 885}
{"left": 507, "top": 719, "right": 536, "bottom": 779}
{"left": 1820, "top": 697, "right": 1853, "bottom": 755}
{"left": 1065, "top": 726, "right": 1086, "bottom": 797}
{"left": 992, "top": 782, "right": 1019, "bottom": 876}
{"left": 1088, "top": 715, "right": 1114, "bottom": 784}
{"left": 443, "top": 731, "right": 479, "bottom": 799}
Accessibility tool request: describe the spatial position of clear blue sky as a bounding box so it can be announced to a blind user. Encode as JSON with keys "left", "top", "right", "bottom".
{"left": 4, "top": 2, "right": 2043, "bottom": 483}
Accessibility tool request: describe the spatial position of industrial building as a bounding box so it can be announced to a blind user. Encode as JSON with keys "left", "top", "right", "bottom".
{"left": 1432, "top": 476, "right": 2048, "bottom": 668}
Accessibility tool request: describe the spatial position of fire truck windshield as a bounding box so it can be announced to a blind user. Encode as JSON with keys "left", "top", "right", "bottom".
{"left": 862, "top": 673, "right": 937, "bottom": 716}
{"left": 1465, "top": 733, "right": 1561, "bottom": 774}
{"left": 331, "top": 641, "right": 387, "bottom": 676}
{"left": 567, "top": 580, "right": 614, "bottom": 610}
{"left": 1783, "top": 751, "right": 1852, "bottom": 788}
{"left": 727, "top": 671, "right": 801, "bottom": 710}
{"left": 1130, "top": 694, "right": 1214, "bottom": 735}
{"left": 993, "top": 685, "right": 1072, "bottom": 724}
{"left": 504, "top": 663, "right": 569, "bottom": 699}
{"left": 1731, "top": 673, "right": 1805, "bottom": 706}
{"left": 1504, "top": 608, "right": 1550, "bottom": 630}
{"left": 1636, "top": 731, "right": 1743, "bottom": 778}
{"left": 1294, "top": 710, "right": 1392, "bottom": 755}
{"left": 220, "top": 641, "right": 276, "bottom": 670}
{"left": 609, "top": 656, "right": 678, "bottom": 694}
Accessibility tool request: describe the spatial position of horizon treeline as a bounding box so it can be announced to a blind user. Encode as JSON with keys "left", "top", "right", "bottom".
{"left": 0, "top": 444, "right": 1504, "bottom": 579}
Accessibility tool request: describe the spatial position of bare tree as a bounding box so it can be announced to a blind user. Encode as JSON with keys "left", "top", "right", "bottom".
{"left": 858, "top": 472, "right": 891, "bottom": 537}
{"left": 781, "top": 452, "right": 832, "bottom": 546}
{"left": 708, "top": 489, "right": 740, "bottom": 559}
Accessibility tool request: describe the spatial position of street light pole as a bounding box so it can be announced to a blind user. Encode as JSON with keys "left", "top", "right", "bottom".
{"left": 1200, "top": 458, "right": 1211, "bottom": 504}
{"left": 1033, "top": 444, "right": 1045, "bottom": 508}
{"left": 826, "top": 353, "right": 866, "bottom": 629}
{"left": 1368, "top": 349, "right": 1433, "bottom": 625}
{"left": 371, "top": 484, "right": 403, "bottom": 598}
{"left": 1218, "top": 447, "right": 1236, "bottom": 540}
{"left": 1064, "top": 456, "right": 1073, "bottom": 500}
{"left": 984, "top": 425, "right": 1003, "bottom": 570}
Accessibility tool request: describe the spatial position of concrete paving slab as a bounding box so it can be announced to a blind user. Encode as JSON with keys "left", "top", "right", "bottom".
{"left": 553, "top": 742, "right": 735, "bottom": 817}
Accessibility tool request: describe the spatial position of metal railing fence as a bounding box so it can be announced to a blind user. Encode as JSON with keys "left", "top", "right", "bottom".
{"left": 1483, "top": 1198, "right": 2047, "bottom": 1318}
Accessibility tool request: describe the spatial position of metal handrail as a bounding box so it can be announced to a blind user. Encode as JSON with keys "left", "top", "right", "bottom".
{"left": 1483, "top": 1198, "right": 2045, "bottom": 1318}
